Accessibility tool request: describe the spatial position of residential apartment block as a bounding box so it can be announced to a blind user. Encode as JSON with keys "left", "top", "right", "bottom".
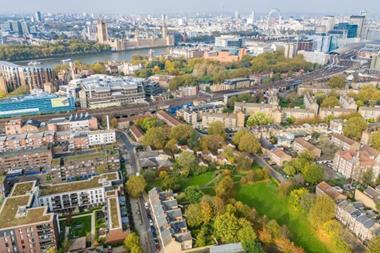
{"left": 148, "top": 188, "right": 192, "bottom": 253}
{"left": 333, "top": 146, "right": 380, "bottom": 182}
{"left": 331, "top": 133, "right": 360, "bottom": 151}
{"left": 0, "top": 181, "right": 59, "bottom": 253}
{"left": 38, "top": 172, "right": 120, "bottom": 213}
{"left": 201, "top": 112, "right": 245, "bottom": 130}
{"left": 359, "top": 106, "right": 380, "bottom": 121}
{"left": 0, "top": 146, "right": 53, "bottom": 174}
{"left": 293, "top": 137, "right": 321, "bottom": 158}
{"left": 234, "top": 102, "right": 282, "bottom": 124}
{"left": 336, "top": 200, "right": 380, "bottom": 242}
{"left": 50, "top": 149, "right": 120, "bottom": 182}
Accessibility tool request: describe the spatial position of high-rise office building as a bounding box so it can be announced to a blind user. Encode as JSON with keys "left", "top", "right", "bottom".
{"left": 247, "top": 11, "right": 255, "bottom": 25}
{"left": 20, "top": 20, "right": 30, "bottom": 35}
{"left": 11, "top": 21, "right": 22, "bottom": 35}
{"left": 320, "top": 16, "right": 336, "bottom": 33}
{"left": 331, "top": 23, "right": 358, "bottom": 38}
{"left": 96, "top": 20, "right": 108, "bottom": 43}
{"left": 161, "top": 15, "right": 168, "bottom": 38}
{"left": 284, "top": 43, "right": 297, "bottom": 58}
{"left": 35, "top": 11, "right": 43, "bottom": 22}
{"left": 350, "top": 15, "right": 366, "bottom": 39}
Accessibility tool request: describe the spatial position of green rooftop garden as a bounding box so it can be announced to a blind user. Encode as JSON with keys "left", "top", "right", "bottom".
{"left": 109, "top": 198, "right": 120, "bottom": 229}
{"left": 11, "top": 182, "right": 34, "bottom": 196}
{"left": 40, "top": 172, "right": 118, "bottom": 196}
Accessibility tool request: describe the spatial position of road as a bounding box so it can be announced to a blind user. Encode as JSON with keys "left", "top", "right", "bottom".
{"left": 116, "top": 131, "right": 155, "bottom": 253}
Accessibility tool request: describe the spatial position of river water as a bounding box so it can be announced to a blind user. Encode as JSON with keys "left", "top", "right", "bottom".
{"left": 15, "top": 47, "right": 170, "bottom": 68}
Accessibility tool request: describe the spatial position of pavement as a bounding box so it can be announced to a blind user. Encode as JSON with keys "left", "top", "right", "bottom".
{"left": 116, "top": 130, "right": 155, "bottom": 253}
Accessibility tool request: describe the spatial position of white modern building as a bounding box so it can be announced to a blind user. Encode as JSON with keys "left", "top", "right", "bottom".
{"left": 38, "top": 172, "right": 119, "bottom": 212}
{"left": 88, "top": 130, "right": 116, "bottom": 146}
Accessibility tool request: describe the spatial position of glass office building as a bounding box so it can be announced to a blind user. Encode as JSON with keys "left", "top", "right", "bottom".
{"left": 0, "top": 91, "right": 75, "bottom": 118}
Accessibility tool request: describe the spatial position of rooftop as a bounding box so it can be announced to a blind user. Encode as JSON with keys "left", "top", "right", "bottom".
{"left": 40, "top": 172, "right": 119, "bottom": 196}
{"left": 77, "top": 74, "right": 144, "bottom": 92}
{"left": 108, "top": 197, "right": 121, "bottom": 229}
{"left": 0, "top": 181, "right": 52, "bottom": 230}
{"left": 11, "top": 182, "right": 35, "bottom": 197}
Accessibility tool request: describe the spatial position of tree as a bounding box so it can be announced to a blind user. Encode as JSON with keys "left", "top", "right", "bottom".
{"left": 176, "top": 151, "right": 197, "bottom": 173}
{"left": 142, "top": 127, "right": 168, "bottom": 149}
{"left": 110, "top": 117, "right": 118, "bottom": 129}
{"left": 215, "top": 176, "right": 234, "bottom": 201}
{"left": 367, "top": 237, "right": 380, "bottom": 253}
{"left": 184, "top": 186, "right": 203, "bottom": 203}
{"left": 90, "top": 62, "right": 106, "bottom": 74}
{"left": 236, "top": 155, "right": 253, "bottom": 171}
{"left": 200, "top": 197, "right": 214, "bottom": 223}
{"left": 238, "top": 132, "right": 261, "bottom": 154}
{"left": 302, "top": 163, "right": 324, "bottom": 184}
{"left": 288, "top": 188, "right": 314, "bottom": 214}
{"left": 169, "top": 124, "right": 195, "bottom": 144}
{"left": 354, "top": 86, "right": 380, "bottom": 106}
{"left": 200, "top": 135, "right": 225, "bottom": 153}
{"left": 126, "top": 176, "right": 147, "bottom": 198}
{"left": 214, "top": 212, "right": 241, "bottom": 243}
{"left": 247, "top": 112, "right": 273, "bottom": 127}
{"left": 195, "top": 225, "right": 211, "bottom": 247}
{"left": 308, "top": 195, "right": 335, "bottom": 228}
{"left": 343, "top": 115, "right": 368, "bottom": 141}
{"left": 232, "top": 129, "right": 250, "bottom": 146}
{"left": 124, "top": 232, "right": 143, "bottom": 252}
{"left": 185, "top": 203, "right": 203, "bottom": 228}
{"left": 208, "top": 121, "right": 226, "bottom": 139}
{"left": 321, "top": 96, "right": 340, "bottom": 108}
{"left": 363, "top": 169, "right": 374, "bottom": 185}
{"left": 370, "top": 131, "right": 380, "bottom": 151}
{"left": 136, "top": 116, "right": 162, "bottom": 131}
{"left": 161, "top": 174, "right": 178, "bottom": 190}
{"left": 328, "top": 75, "right": 346, "bottom": 89}
{"left": 322, "top": 220, "right": 350, "bottom": 253}
{"left": 283, "top": 162, "right": 297, "bottom": 176}
{"left": 237, "top": 219, "right": 257, "bottom": 251}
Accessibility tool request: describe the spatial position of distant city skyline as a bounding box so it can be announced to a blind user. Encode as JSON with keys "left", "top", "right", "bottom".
{"left": 1, "top": 0, "right": 379, "bottom": 15}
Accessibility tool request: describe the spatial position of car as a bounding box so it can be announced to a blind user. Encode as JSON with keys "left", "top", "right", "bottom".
{"left": 149, "top": 219, "right": 154, "bottom": 226}
{"left": 144, "top": 202, "right": 149, "bottom": 209}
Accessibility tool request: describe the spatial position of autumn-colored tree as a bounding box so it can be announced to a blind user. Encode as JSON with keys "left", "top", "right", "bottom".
{"left": 308, "top": 195, "right": 335, "bottom": 228}
{"left": 200, "top": 135, "right": 225, "bottom": 153}
{"left": 126, "top": 176, "right": 147, "bottom": 198}
{"left": 328, "top": 75, "right": 346, "bottom": 89}
{"left": 143, "top": 127, "right": 168, "bottom": 149}
{"left": 185, "top": 203, "right": 203, "bottom": 228}
{"left": 208, "top": 121, "right": 226, "bottom": 139}
{"left": 343, "top": 115, "right": 368, "bottom": 140}
{"left": 215, "top": 176, "right": 234, "bottom": 201}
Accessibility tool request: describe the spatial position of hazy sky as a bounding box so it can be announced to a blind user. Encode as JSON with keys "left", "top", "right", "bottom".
{"left": 1, "top": 0, "right": 379, "bottom": 15}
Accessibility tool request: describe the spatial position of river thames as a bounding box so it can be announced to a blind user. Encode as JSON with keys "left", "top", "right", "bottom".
{"left": 15, "top": 47, "right": 170, "bottom": 68}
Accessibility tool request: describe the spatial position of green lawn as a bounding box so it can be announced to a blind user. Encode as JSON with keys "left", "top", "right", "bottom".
{"left": 236, "top": 181, "right": 331, "bottom": 253}
{"left": 60, "top": 214, "right": 92, "bottom": 239}
{"left": 179, "top": 171, "right": 215, "bottom": 190}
